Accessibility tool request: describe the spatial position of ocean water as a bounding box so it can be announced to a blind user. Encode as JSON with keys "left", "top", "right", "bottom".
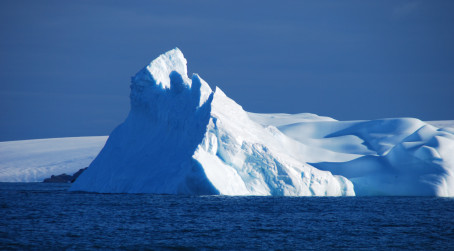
{"left": 1, "top": 183, "right": 453, "bottom": 250}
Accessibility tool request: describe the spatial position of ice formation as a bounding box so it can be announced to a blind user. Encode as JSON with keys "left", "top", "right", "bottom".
{"left": 2, "top": 48, "right": 452, "bottom": 196}
{"left": 250, "top": 115, "right": 454, "bottom": 196}
{"left": 68, "top": 48, "right": 454, "bottom": 196}
{"left": 68, "top": 49, "right": 352, "bottom": 195}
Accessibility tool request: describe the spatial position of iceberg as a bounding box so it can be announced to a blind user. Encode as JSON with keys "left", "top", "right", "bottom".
{"left": 251, "top": 116, "right": 454, "bottom": 196}
{"left": 69, "top": 49, "right": 353, "bottom": 195}
{"left": 68, "top": 48, "right": 454, "bottom": 196}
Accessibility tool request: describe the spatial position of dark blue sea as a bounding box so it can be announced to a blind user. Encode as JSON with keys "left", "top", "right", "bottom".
{"left": 1, "top": 183, "right": 453, "bottom": 250}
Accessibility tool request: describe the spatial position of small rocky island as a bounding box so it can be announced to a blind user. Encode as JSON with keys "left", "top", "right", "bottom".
{"left": 43, "top": 168, "right": 86, "bottom": 183}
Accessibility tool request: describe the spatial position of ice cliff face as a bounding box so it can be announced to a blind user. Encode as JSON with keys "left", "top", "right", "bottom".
{"left": 70, "top": 48, "right": 454, "bottom": 196}
{"left": 70, "top": 48, "right": 354, "bottom": 195}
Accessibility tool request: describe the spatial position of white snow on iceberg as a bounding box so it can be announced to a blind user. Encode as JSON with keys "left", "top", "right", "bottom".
{"left": 69, "top": 48, "right": 354, "bottom": 196}
{"left": 69, "top": 48, "right": 454, "bottom": 196}
{"left": 250, "top": 115, "right": 454, "bottom": 196}
{"left": 2, "top": 48, "right": 453, "bottom": 196}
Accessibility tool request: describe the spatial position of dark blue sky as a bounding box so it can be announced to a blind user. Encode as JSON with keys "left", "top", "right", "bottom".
{"left": 1, "top": 0, "right": 453, "bottom": 141}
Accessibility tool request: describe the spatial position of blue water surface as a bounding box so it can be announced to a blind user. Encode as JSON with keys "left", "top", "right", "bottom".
{"left": 1, "top": 183, "right": 453, "bottom": 250}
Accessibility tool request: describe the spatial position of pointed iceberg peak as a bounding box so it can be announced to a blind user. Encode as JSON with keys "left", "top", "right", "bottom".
{"left": 132, "top": 48, "right": 190, "bottom": 89}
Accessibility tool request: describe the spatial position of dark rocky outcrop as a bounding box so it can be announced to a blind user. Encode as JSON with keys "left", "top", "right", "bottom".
{"left": 43, "top": 168, "right": 87, "bottom": 183}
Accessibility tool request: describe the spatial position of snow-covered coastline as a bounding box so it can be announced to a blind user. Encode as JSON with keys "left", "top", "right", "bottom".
{"left": 0, "top": 136, "right": 107, "bottom": 182}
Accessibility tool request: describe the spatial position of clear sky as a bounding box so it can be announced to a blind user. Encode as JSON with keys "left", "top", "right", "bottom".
{"left": 1, "top": 0, "right": 453, "bottom": 141}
